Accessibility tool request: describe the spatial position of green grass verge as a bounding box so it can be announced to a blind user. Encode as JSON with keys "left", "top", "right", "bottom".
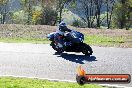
{"left": 84, "top": 35, "right": 125, "bottom": 47}
{"left": 0, "top": 77, "right": 105, "bottom": 88}
{"left": 0, "top": 37, "right": 50, "bottom": 44}
{"left": 0, "top": 34, "right": 127, "bottom": 47}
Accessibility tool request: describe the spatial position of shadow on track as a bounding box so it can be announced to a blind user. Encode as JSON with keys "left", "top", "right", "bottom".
{"left": 54, "top": 52, "right": 97, "bottom": 64}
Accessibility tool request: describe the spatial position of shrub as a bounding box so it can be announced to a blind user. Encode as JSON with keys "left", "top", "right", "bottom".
{"left": 40, "top": 6, "right": 57, "bottom": 25}
{"left": 72, "top": 19, "right": 86, "bottom": 28}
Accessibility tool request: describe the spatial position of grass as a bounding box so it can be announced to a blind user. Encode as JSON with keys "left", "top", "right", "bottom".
{"left": 0, "top": 24, "right": 131, "bottom": 48}
{"left": 0, "top": 77, "right": 105, "bottom": 88}
{"left": 0, "top": 34, "right": 129, "bottom": 48}
{"left": 84, "top": 35, "right": 125, "bottom": 47}
{"left": 0, "top": 37, "right": 50, "bottom": 44}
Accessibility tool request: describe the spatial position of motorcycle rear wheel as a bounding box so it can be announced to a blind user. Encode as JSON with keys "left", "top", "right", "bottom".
{"left": 51, "top": 42, "right": 64, "bottom": 53}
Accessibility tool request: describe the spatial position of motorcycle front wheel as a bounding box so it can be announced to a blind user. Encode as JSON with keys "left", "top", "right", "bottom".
{"left": 82, "top": 43, "right": 93, "bottom": 56}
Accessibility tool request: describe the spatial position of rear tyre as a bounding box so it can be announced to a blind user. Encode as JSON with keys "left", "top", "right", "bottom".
{"left": 82, "top": 43, "right": 93, "bottom": 56}
{"left": 51, "top": 42, "right": 64, "bottom": 53}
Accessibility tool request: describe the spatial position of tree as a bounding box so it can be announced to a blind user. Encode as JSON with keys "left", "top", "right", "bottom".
{"left": 105, "top": 0, "right": 115, "bottom": 29}
{"left": 40, "top": 0, "right": 74, "bottom": 24}
{"left": 40, "top": 6, "right": 57, "bottom": 25}
{"left": 37, "top": 0, "right": 57, "bottom": 25}
{"left": 125, "top": 0, "right": 132, "bottom": 30}
{"left": 94, "top": 0, "right": 103, "bottom": 28}
{"left": 77, "top": 0, "right": 91, "bottom": 28}
{"left": 12, "top": 10, "right": 27, "bottom": 24}
{"left": 0, "top": 0, "right": 9, "bottom": 24}
{"left": 20, "top": 0, "right": 37, "bottom": 24}
{"left": 19, "top": 0, "right": 58, "bottom": 25}
{"left": 51, "top": 0, "right": 74, "bottom": 23}
{"left": 56, "top": 0, "right": 69, "bottom": 23}
{"left": 112, "top": 0, "right": 132, "bottom": 29}
{"left": 77, "top": 0, "right": 103, "bottom": 28}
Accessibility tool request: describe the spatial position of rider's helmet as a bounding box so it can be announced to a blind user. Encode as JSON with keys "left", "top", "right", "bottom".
{"left": 59, "top": 21, "right": 68, "bottom": 32}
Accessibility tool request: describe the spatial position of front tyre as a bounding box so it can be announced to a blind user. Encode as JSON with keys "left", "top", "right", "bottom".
{"left": 82, "top": 43, "right": 93, "bottom": 56}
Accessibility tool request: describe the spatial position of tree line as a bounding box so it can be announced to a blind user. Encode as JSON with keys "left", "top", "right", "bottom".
{"left": 0, "top": 0, "right": 131, "bottom": 29}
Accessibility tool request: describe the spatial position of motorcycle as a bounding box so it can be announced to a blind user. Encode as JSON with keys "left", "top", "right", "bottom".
{"left": 47, "top": 30, "right": 93, "bottom": 56}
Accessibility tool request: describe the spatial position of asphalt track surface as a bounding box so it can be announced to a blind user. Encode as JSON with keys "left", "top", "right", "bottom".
{"left": 0, "top": 42, "right": 132, "bottom": 87}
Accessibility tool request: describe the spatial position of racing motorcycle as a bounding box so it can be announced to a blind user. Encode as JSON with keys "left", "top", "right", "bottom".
{"left": 47, "top": 30, "right": 93, "bottom": 56}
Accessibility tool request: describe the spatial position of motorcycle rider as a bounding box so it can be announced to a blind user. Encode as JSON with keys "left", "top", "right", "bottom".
{"left": 54, "top": 21, "right": 72, "bottom": 49}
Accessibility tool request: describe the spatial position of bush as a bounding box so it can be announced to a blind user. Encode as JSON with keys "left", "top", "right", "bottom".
{"left": 40, "top": 6, "right": 57, "bottom": 25}
{"left": 12, "top": 10, "right": 28, "bottom": 24}
{"left": 72, "top": 19, "right": 86, "bottom": 28}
